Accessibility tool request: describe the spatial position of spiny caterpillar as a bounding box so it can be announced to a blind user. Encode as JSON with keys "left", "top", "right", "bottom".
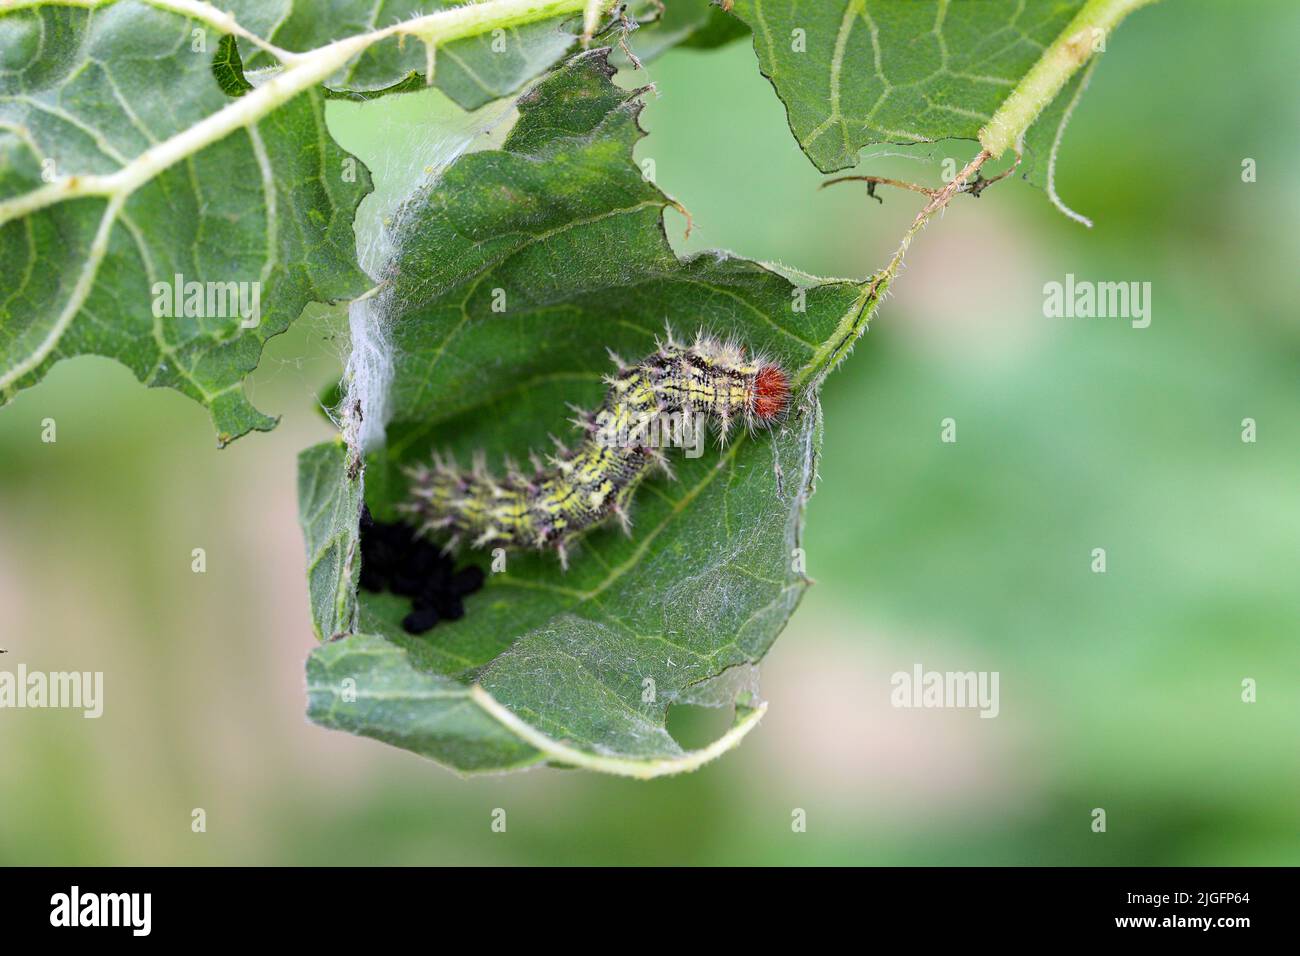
{"left": 401, "top": 330, "right": 791, "bottom": 568}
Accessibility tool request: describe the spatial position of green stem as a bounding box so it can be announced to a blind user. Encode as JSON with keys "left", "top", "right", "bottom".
{"left": 805, "top": 0, "right": 1161, "bottom": 387}
{"left": 398, "top": 0, "right": 603, "bottom": 45}
{"left": 980, "top": 0, "right": 1160, "bottom": 157}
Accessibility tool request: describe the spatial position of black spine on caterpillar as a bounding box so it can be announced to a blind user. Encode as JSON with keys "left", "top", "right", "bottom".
{"left": 401, "top": 330, "right": 791, "bottom": 568}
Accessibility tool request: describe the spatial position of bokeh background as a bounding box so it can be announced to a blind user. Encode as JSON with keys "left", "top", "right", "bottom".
{"left": 1, "top": 0, "right": 1296, "bottom": 865}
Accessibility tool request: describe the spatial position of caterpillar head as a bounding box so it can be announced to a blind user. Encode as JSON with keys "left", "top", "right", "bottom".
{"left": 752, "top": 362, "right": 791, "bottom": 423}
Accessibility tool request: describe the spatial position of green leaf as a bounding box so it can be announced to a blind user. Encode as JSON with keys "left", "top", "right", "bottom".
{"left": 304, "top": 50, "right": 876, "bottom": 776}
{"left": 0, "top": 2, "right": 372, "bottom": 444}
{"left": 308, "top": 634, "right": 544, "bottom": 772}
{"left": 298, "top": 440, "right": 363, "bottom": 642}
{"left": 211, "top": 33, "right": 254, "bottom": 98}
{"left": 724, "top": 0, "right": 1089, "bottom": 174}
{"left": 232, "top": 0, "right": 739, "bottom": 110}
{"left": 233, "top": 0, "right": 582, "bottom": 110}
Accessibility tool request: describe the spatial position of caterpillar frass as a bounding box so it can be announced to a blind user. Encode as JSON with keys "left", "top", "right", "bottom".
{"left": 400, "top": 331, "right": 792, "bottom": 569}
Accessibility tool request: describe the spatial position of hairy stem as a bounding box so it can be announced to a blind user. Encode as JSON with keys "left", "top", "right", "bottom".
{"left": 821, "top": 175, "right": 941, "bottom": 200}
{"left": 809, "top": 0, "right": 1157, "bottom": 385}
{"left": 980, "top": 0, "right": 1160, "bottom": 157}
{"left": 799, "top": 149, "right": 991, "bottom": 388}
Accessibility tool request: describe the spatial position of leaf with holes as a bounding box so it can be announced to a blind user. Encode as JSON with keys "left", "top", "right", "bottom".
{"left": 3, "top": 0, "right": 729, "bottom": 444}
{"left": 304, "top": 50, "right": 881, "bottom": 776}
{"left": 0, "top": 1, "right": 374, "bottom": 444}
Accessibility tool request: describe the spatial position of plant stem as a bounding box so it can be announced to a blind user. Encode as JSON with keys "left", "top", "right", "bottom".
{"left": 0, "top": 0, "right": 603, "bottom": 226}
{"left": 822, "top": 176, "right": 942, "bottom": 200}
{"left": 807, "top": 0, "right": 1159, "bottom": 386}
{"left": 980, "top": 0, "right": 1160, "bottom": 157}
{"left": 799, "top": 149, "right": 991, "bottom": 388}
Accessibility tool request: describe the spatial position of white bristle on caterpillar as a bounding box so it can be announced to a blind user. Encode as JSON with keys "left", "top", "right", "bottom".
{"left": 400, "top": 329, "right": 792, "bottom": 569}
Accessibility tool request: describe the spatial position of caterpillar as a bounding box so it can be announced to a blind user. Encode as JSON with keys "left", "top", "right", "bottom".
{"left": 401, "top": 330, "right": 791, "bottom": 569}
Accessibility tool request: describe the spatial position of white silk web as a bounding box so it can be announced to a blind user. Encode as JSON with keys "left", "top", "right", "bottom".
{"left": 329, "top": 89, "right": 519, "bottom": 455}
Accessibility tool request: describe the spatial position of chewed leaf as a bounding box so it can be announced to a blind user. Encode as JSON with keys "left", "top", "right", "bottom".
{"left": 0, "top": 2, "right": 372, "bottom": 444}
{"left": 303, "top": 50, "right": 877, "bottom": 775}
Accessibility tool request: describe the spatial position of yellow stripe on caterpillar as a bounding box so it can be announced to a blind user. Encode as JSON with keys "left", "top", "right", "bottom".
{"left": 400, "top": 331, "right": 792, "bottom": 569}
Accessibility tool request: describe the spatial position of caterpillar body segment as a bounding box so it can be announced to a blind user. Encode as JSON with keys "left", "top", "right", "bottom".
{"left": 401, "top": 331, "right": 791, "bottom": 568}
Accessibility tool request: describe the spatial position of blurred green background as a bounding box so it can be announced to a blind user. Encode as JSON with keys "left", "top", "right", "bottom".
{"left": 1, "top": 0, "right": 1296, "bottom": 865}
